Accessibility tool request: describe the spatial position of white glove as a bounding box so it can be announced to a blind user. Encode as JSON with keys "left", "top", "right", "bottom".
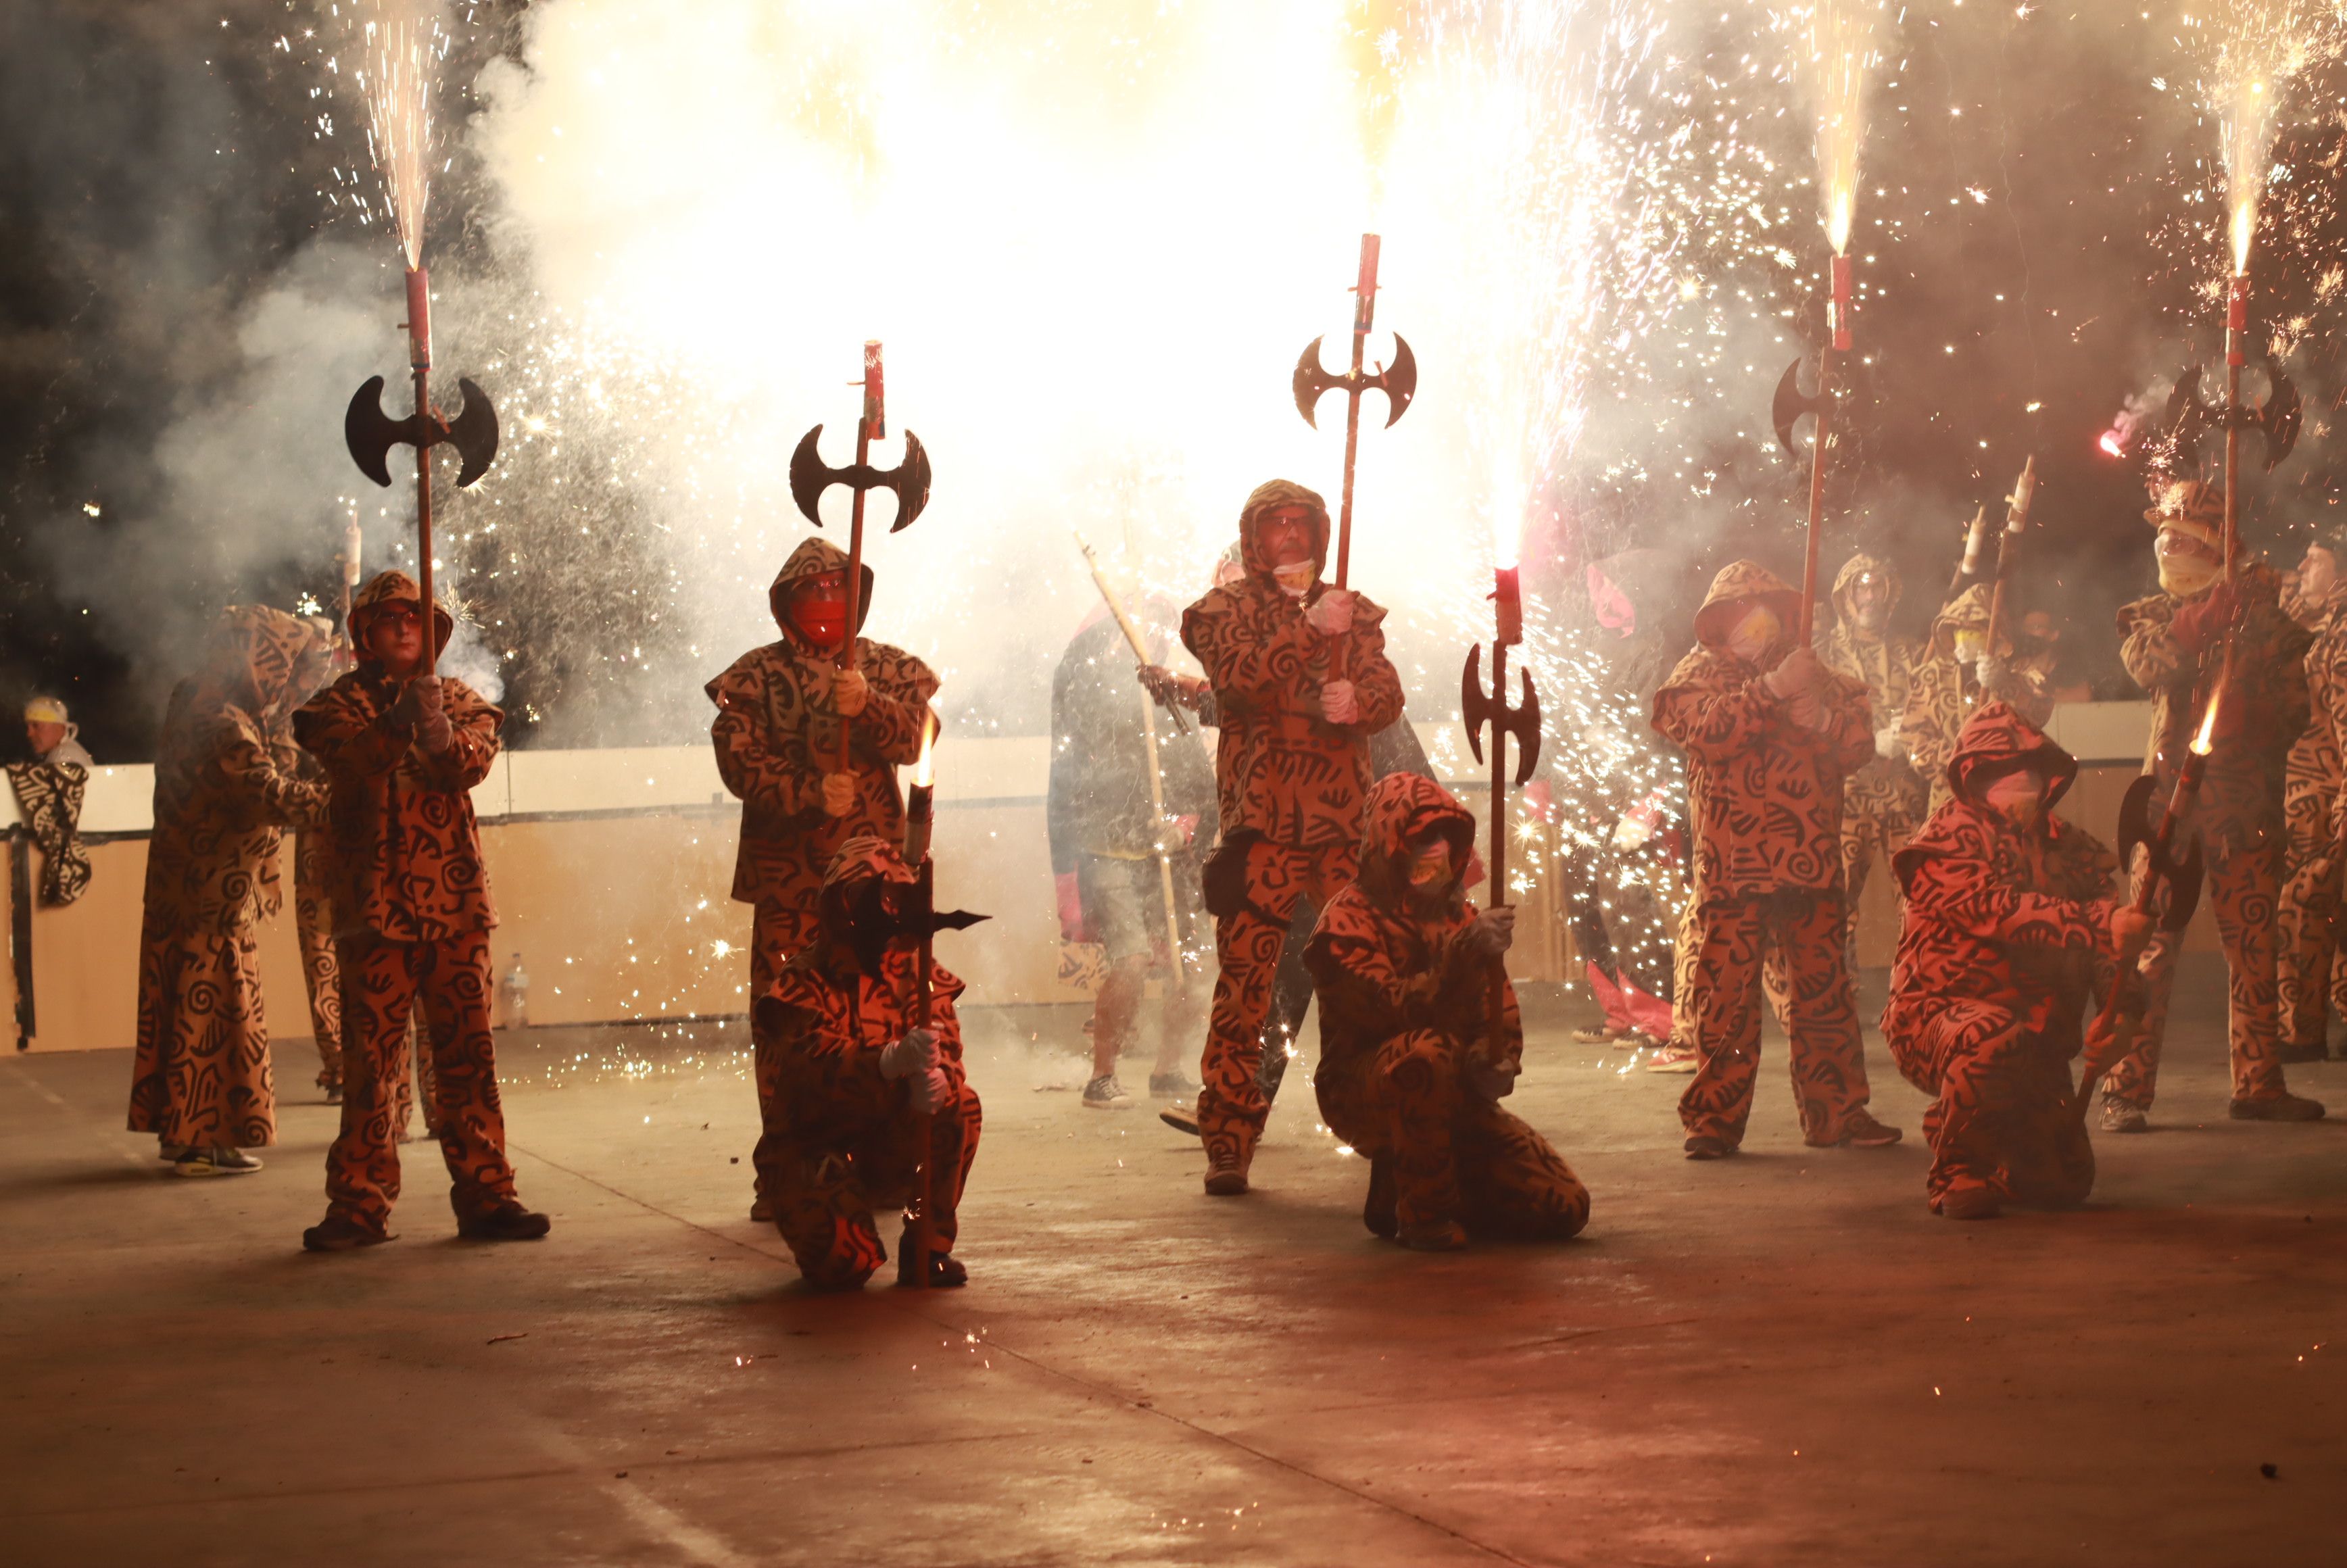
{"left": 1463, "top": 906, "right": 1516, "bottom": 958}
{"left": 1320, "top": 679, "right": 1361, "bottom": 727}
{"left": 412, "top": 679, "right": 452, "bottom": 754}
{"left": 1786, "top": 690, "right": 1831, "bottom": 733}
{"left": 1977, "top": 654, "right": 2009, "bottom": 691}
{"left": 909, "top": 1064, "right": 950, "bottom": 1116}
{"left": 878, "top": 1027, "right": 938, "bottom": 1080}
{"left": 1466, "top": 1058, "right": 1517, "bottom": 1100}
{"left": 1763, "top": 645, "right": 1825, "bottom": 700}
{"left": 821, "top": 772, "right": 857, "bottom": 818}
{"left": 1874, "top": 724, "right": 1904, "bottom": 761}
{"left": 830, "top": 666, "right": 869, "bottom": 717}
{"left": 1305, "top": 589, "right": 1355, "bottom": 637}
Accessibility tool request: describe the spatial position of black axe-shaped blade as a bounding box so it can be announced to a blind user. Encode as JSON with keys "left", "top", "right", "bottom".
{"left": 343, "top": 375, "right": 500, "bottom": 489}
{"left": 1772, "top": 358, "right": 1831, "bottom": 458}
{"left": 1460, "top": 643, "right": 1543, "bottom": 785}
{"left": 789, "top": 424, "right": 934, "bottom": 533}
{"left": 2117, "top": 772, "right": 2206, "bottom": 932}
{"left": 2164, "top": 361, "right": 2303, "bottom": 472}
{"left": 1293, "top": 333, "right": 1419, "bottom": 430}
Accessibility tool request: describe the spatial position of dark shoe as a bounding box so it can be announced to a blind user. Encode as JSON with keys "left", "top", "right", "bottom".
{"left": 749, "top": 1196, "right": 773, "bottom": 1223}
{"left": 1684, "top": 1134, "right": 1731, "bottom": 1160}
{"left": 1204, "top": 1152, "right": 1250, "bottom": 1196}
{"left": 302, "top": 1216, "right": 393, "bottom": 1252}
{"left": 896, "top": 1247, "right": 969, "bottom": 1288}
{"left": 320, "top": 1082, "right": 343, "bottom": 1104}
{"left": 1363, "top": 1154, "right": 1398, "bottom": 1239}
{"left": 1814, "top": 1109, "right": 1903, "bottom": 1150}
{"left": 1570, "top": 1025, "right": 1618, "bottom": 1045}
{"left": 1937, "top": 1187, "right": 2004, "bottom": 1221}
{"left": 2276, "top": 1039, "right": 2329, "bottom": 1064}
{"left": 2100, "top": 1097, "right": 2150, "bottom": 1133}
{"left": 1396, "top": 1219, "right": 1468, "bottom": 1252}
{"left": 1147, "top": 1073, "right": 1198, "bottom": 1100}
{"left": 174, "top": 1147, "right": 263, "bottom": 1177}
{"left": 1160, "top": 1103, "right": 1202, "bottom": 1137}
{"left": 1082, "top": 1074, "right": 1132, "bottom": 1110}
{"left": 456, "top": 1203, "right": 553, "bottom": 1241}
{"left": 2229, "top": 1092, "right": 2326, "bottom": 1123}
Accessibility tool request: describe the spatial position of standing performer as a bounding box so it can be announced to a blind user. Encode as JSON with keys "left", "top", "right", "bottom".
{"left": 1653, "top": 561, "right": 1903, "bottom": 1157}
{"left": 1306, "top": 773, "right": 1590, "bottom": 1249}
{"left": 1048, "top": 595, "right": 1215, "bottom": 1108}
{"left": 1883, "top": 703, "right": 2145, "bottom": 1219}
{"left": 2277, "top": 528, "right": 2347, "bottom": 1062}
{"left": 1816, "top": 551, "right": 1927, "bottom": 962}
{"left": 752, "top": 838, "right": 982, "bottom": 1290}
{"left": 1181, "top": 479, "right": 1403, "bottom": 1194}
{"left": 1904, "top": 583, "right": 2056, "bottom": 818}
{"left": 126, "top": 608, "right": 328, "bottom": 1175}
{"left": 294, "top": 572, "right": 549, "bottom": 1248}
{"left": 9, "top": 695, "right": 95, "bottom": 908}
{"left": 2098, "top": 481, "right": 2325, "bottom": 1128}
{"left": 708, "top": 538, "right": 941, "bottom": 1219}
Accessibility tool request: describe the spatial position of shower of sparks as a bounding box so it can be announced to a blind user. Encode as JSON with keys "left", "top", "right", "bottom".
{"left": 1787, "top": 0, "right": 1886, "bottom": 254}
{"left": 352, "top": 0, "right": 454, "bottom": 268}
{"left": 2198, "top": 0, "right": 2323, "bottom": 275}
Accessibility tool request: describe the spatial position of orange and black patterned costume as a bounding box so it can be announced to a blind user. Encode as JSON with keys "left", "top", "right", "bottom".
{"left": 707, "top": 537, "right": 940, "bottom": 1203}
{"left": 1305, "top": 774, "right": 1589, "bottom": 1243}
{"left": 1902, "top": 583, "right": 2058, "bottom": 818}
{"left": 2277, "top": 581, "right": 2347, "bottom": 1057}
{"left": 752, "top": 839, "right": 982, "bottom": 1289}
{"left": 1652, "top": 562, "right": 1887, "bottom": 1149}
{"left": 126, "top": 608, "right": 327, "bottom": 1151}
{"left": 294, "top": 572, "right": 526, "bottom": 1236}
{"left": 2103, "top": 549, "right": 2310, "bottom": 1115}
{"left": 1181, "top": 480, "right": 1404, "bottom": 1179}
{"left": 1816, "top": 553, "right": 1927, "bottom": 933}
{"left": 1885, "top": 704, "right": 2117, "bottom": 1212}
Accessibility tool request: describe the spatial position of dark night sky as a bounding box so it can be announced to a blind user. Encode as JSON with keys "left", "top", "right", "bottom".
{"left": 6, "top": 1, "right": 2347, "bottom": 763}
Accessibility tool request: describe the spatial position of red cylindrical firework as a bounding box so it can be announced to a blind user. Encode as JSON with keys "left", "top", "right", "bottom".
{"left": 1491, "top": 565, "right": 1523, "bottom": 649}
{"left": 404, "top": 268, "right": 432, "bottom": 372}
{"left": 2227, "top": 275, "right": 2249, "bottom": 368}
{"left": 1829, "top": 255, "right": 1854, "bottom": 352}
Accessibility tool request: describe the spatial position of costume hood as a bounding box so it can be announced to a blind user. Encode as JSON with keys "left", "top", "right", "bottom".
{"left": 768, "top": 535, "right": 877, "bottom": 643}
{"left": 1355, "top": 772, "right": 1478, "bottom": 908}
{"left": 349, "top": 570, "right": 456, "bottom": 660}
{"left": 1831, "top": 551, "right": 1902, "bottom": 630}
{"left": 1927, "top": 582, "right": 2008, "bottom": 659}
{"left": 1692, "top": 560, "right": 1804, "bottom": 650}
{"left": 1945, "top": 700, "right": 2076, "bottom": 811}
{"left": 1236, "top": 479, "right": 1332, "bottom": 582}
{"left": 2145, "top": 477, "right": 2224, "bottom": 552}
{"left": 205, "top": 606, "right": 318, "bottom": 712}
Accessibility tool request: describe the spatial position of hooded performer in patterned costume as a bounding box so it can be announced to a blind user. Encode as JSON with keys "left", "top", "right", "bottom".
{"left": 1305, "top": 773, "right": 1590, "bottom": 1250}
{"left": 1903, "top": 582, "right": 2058, "bottom": 818}
{"left": 293, "top": 572, "right": 550, "bottom": 1249}
{"left": 2098, "top": 481, "right": 2324, "bottom": 1127}
{"left": 1180, "top": 479, "right": 1405, "bottom": 1194}
{"left": 751, "top": 837, "right": 982, "bottom": 1290}
{"left": 708, "top": 536, "right": 942, "bottom": 1220}
{"left": 1817, "top": 552, "right": 1927, "bottom": 953}
{"left": 126, "top": 607, "right": 328, "bottom": 1175}
{"left": 1652, "top": 562, "right": 1903, "bottom": 1158}
{"left": 1884, "top": 703, "right": 2146, "bottom": 1219}
{"left": 9, "top": 695, "right": 94, "bottom": 908}
{"left": 2275, "top": 529, "right": 2347, "bottom": 1062}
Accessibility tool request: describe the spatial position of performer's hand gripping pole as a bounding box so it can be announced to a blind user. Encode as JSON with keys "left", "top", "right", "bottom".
{"left": 1461, "top": 569, "right": 1543, "bottom": 1058}
{"left": 2077, "top": 695, "right": 2215, "bottom": 1125}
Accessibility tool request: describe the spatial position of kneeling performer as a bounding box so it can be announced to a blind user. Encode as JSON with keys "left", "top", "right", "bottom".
{"left": 1883, "top": 704, "right": 2150, "bottom": 1220}
{"left": 752, "top": 839, "right": 982, "bottom": 1290}
{"left": 1304, "top": 774, "right": 1590, "bottom": 1250}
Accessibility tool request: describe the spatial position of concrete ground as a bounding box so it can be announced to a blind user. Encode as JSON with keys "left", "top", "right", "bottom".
{"left": 2, "top": 988, "right": 2342, "bottom": 1567}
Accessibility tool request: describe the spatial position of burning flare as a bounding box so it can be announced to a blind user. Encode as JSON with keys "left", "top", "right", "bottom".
{"left": 1799, "top": 0, "right": 1887, "bottom": 255}
{"left": 2204, "top": 0, "right": 2319, "bottom": 276}
{"left": 357, "top": 0, "right": 448, "bottom": 268}
{"left": 2192, "top": 689, "right": 2222, "bottom": 756}
{"left": 912, "top": 712, "right": 938, "bottom": 790}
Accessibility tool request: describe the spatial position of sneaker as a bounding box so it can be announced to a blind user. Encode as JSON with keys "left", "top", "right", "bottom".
{"left": 896, "top": 1247, "right": 969, "bottom": 1288}
{"left": 1204, "top": 1153, "right": 1250, "bottom": 1196}
{"left": 1937, "top": 1186, "right": 2004, "bottom": 1221}
{"left": 1570, "top": 1025, "right": 1619, "bottom": 1045}
{"left": 1147, "top": 1073, "right": 1198, "bottom": 1100}
{"left": 1159, "top": 1103, "right": 1202, "bottom": 1137}
{"left": 456, "top": 1203, "right": 554, "bottom": 1242}
{"left": 1363, "top": 1154, "right": 1398, "bottom": 1240}
{"left": 157, "top": 1141, "right": 188, "bottom": 1162}
{"left": 1082, "top": 1074, "right": 1132, "bottom": 1110}
{"left": 1813, "top": 1109, "right": 1903, "bottom": 1150}
{"left": 1683, "top": 1134, "right": 1732, "bottom": 1160}
{"left": 1396, "top": 1219, "right": 1468, "bottom": 1252}
{"left": 2100, "top": 1097, "right": 2150, "bottom": 1133}
{"left": 301, "top": 1215, "right": 393, "bottom": 1252}
{"left": 2228, "top": 1092, "right": 2326, "bottom": 1123}
{"left": 174, "top": 1147, "right": 262, "bottom": 1177}
{"left": 1645, "top": 1045, "right": 1700, "bottom": 1074}
{"left": 2275, "top": 1039, "right": 2329, "bottom": 1064}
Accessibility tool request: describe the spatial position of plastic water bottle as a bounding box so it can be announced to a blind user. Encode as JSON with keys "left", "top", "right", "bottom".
{"left": 498, "top": 954, "right": 529, "bottom": 1031}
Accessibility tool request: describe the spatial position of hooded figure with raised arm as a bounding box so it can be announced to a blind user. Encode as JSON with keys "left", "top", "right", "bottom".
{"left": 1652, "top": 561, "right": 1902, "bottom": 1158}
{"left": 1305, "top": 773, "right": 1590, "bottom": 1250}
{"left": 1885, "top": 702, "right": 2144, "bottom": 1219}
{"left": 708, "top": 536, "right": 942, "bottom": 1219}
{"left": 1179, "top": 480, "right": 1405, "bottom": 1196}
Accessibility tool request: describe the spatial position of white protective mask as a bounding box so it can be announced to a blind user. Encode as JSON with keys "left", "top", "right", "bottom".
{"left": 1726, "top": 605, "right": 1782, "bottom": 666}
{"left": 1274, "top": 561, "right": 1317, "bottom": 598}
